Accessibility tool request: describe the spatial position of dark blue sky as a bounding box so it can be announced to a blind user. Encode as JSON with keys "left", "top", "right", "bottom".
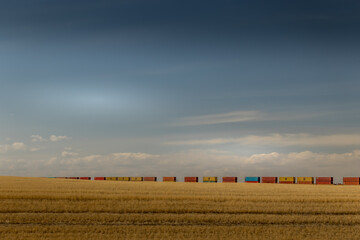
{"left": 1, "top": 0, "right": 360, "bottom": 176}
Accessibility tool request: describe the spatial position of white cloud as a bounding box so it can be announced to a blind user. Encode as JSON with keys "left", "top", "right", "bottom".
{"left": 172, "top": 110, "right": 324, "bottom": 126}
{"left": 165, "top": 133, "right": 360, "bottom": 147}
{"left": 0, "top": 142, "right": 37, "bottom": 153}
{"left": 49, "top": 135, "right": 71, "bottom": 142}
{"left": 31, "top": 135, "right": 46, "bottom": 142}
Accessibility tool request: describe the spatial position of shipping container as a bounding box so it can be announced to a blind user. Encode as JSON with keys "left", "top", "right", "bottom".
{"left": 143, "top": 177, "right": 157, "bottom": 181}
{"left": 245, "top": 177, "right": 260, "bottom": 183}
{"left": 163, "top": 177, "right": 176, "bottom": 182}
{"left": 79, "top": 177, "right": 91, "bottom": 180}
{"left": 279, "top": 181, "right": 295, "bottom": 184}
{"left": 279, "top": 177, "right": 295, "bottom": 183}
{"left": 222, "top": 177, "right": 237, "bottom": 183}
{"left": 316, "top": 177, "right": 333, "bottom": 184}
{"left": 184, "top": 177, "right": 198, "bottom": 182}
{"left": 130, "top": 177, "right": 143, "bottom": 182}
{"left": 343, "top": 177, "right": 360, "bottom": 185}
{"left": 94, "top": 177, "right": 105, "bottom": 180}
{"left": 106, "top": 177, "right": 117, "bottom": 181}
{"left": 261, "top": 177, "right": 277, "bottom": 183}
{"left": 297, "top": 177, "right": 314, "bottom": 184}
{"left": 66, "top": 177, "right": 79, "bottom": 179}
{"left": 118, "top": 177, "right": 130, "bottom": 181}
{"left": 203, "top": 177, "right": 218, "bottom": 182}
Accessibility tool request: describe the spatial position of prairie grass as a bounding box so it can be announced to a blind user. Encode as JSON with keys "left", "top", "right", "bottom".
{"left": 1, "top": 176, "right": 360, "bottom": 239}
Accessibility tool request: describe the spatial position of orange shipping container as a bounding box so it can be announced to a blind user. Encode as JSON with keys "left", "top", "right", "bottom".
{"left": 344, "top": 182, "right": 359, "bottom": 185}
{"left": 184, "top": 177, "right": 198, "bottom": 182}
{"left": 163, "top": 177, "right": 176, "bottom": 182}
{"left": 261, "top": 177, "right": 277, "bottom": 183}
{"left": 222, "top": 177, "right": 237, "bottom": 183}
{"left": 279, "top": 181, "right": 295, "bottom": 184}
{"left": 343, "top": 177, "right": 359, "bottom": 183}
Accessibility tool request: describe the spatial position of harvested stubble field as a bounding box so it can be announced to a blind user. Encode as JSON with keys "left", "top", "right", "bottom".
{"left": 1, "top": 177, "right": 360, "bottom": 239}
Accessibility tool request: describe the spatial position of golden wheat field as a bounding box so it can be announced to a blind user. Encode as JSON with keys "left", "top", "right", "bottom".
{"left": 1, "top": 177, "right": 360, "bottom": 239}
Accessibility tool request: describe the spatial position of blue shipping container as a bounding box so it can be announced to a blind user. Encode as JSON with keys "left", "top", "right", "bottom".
{"left": 245, "top": 177, "right": 260, "bottom": 182}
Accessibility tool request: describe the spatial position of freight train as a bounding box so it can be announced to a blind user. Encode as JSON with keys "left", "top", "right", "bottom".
{"left": 47, "top": 176, "right": 360, "bottom": 184}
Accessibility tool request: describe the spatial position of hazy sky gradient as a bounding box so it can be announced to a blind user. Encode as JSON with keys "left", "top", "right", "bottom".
{"left": 1, "top": 0, "right": 360, "bottom": 178}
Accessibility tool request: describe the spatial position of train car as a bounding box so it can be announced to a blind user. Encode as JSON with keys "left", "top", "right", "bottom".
{"left": 163, "top": 177, "right": 176, "bottom": 182}
{"left": 105, "top": 177, "right": 117, "bottom": 181}
{"left": 94, "top": 177, "right": 105, "bottom": 180}
{"left": 261, "top": 177, "right": 277, "bottom": 183}
{"left": 143, "top": 177, "right": 157, "bottom": 182}
{"left": 79, "top": 177, "right": 91, "bottom": 180}
{"left": 222, "top": 177, "right": 237, "bottom": 183}
{"left": 184, "top": 177, "right": 198, "bottom": 182}
{"left": 245, "top": 177, "right": 260, "bottom": 183}
{"left": 118, "top": 177, "right": 130, "bottom": 181}
{"left": 297, "top": 177, "right": 314, "bottom": 184}
{"left": 130, "top": 177, "right": 143, "bottom": 182}
{"left": 343, "top": 177, "right": 360, "bottom": 185}
{"left": 279, "top": 177, "right": 295, "bottom": 184}
{"left": 203, "top": 177, "right": 217, "bottom": 183}
{"left": 316, "top": 177, "right": 333, "bottom": 185}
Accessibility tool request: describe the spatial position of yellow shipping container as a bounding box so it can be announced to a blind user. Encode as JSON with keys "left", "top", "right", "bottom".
{"left": 203, "top": 177, "right": 218, "bottom": 182}
{"left": 117, "top": 177, "right": 130, "bottom": 181}
{"left": 297, "top": 177, "right": 314, "bottom": 182}
{"left": 279, "top": 177, "right": 295, "bottom": 182}
{"left": 130, "top": 177, "right": 143, "bottom": 181}
{"left": 106, "top": 177, "right": 117, "bottom": 181}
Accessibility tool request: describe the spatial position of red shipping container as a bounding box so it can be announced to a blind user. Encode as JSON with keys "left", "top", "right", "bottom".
{"left": 343, "top": 177, "right": 359, "bottom": 183}
{"left": 262, "top": 177, "right": 277, "bottom": 183}
{"left": 316, "top": 182, "right": 332, "bottom": 185}
{"left": 222, "top": 177, "right": 237, "bottom": 183}
{"left": 80, "top": 177, "right": 91, "bottom": 180}
{"left": 94, "top": 177, "right": 105, "bottom": 180}
{"left": 143, "top": 177, "right": 157, "bottom": 181}
{"left": 163, "top": 177, "right": 176, "bottom": 182}
{"left": 316, "top": 177, "right": 333, "bottom": 182}
{"left": 297, "top": 181, "right": 313, "bottom": 184}
{"left": 184, "top": 177, "right": 198, "bottom": 182}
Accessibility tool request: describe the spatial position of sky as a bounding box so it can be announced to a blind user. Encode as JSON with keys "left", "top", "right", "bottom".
{"left": 1, "top": 0, "right": 360, "bottom": 180}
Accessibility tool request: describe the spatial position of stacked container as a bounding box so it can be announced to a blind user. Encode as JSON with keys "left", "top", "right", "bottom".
{"left": 163, "top": 177, "right": 176, "bottom": 182}
{"left": 130, "top": 177, "right": 143, "bottom": 182}
{"left": 222, "top": 177, "right": 237, "bottom": 183}
{"left": 94, "top": 177, "right": 105, "bottom": 180}
{"left": 245, "top": 177, "right": 260, "bottom": 183}
{"left": 143, "top": 177, "right": 157, "bottom": 182}
{"left": 316, "top": 177, "right": 333, "bottom": 185}
{"left": 343, "top": 177, "right": 359, "bottom": 185}
{"left": 118, "top": 177, "right": 130, "bottom": 181}
{"left": 297, "top": 177, "right": 314, "bottom": 184}
{"left": 79, "top": 177, "right": 91, "bottom": 180}
{"left": 279, "top": 177, "right": 295, "bottom": 184}
{"left": 203, "top": 177, "right": 217, "bottom": 183}
{"left": 184, "top": 177, "right": 198, "bottom": 182}
{"left": 106, "top": 177, "right": 117, "bottom": 181}
{"left": 261, "top": 177, "right": 277, "bottom": 183}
